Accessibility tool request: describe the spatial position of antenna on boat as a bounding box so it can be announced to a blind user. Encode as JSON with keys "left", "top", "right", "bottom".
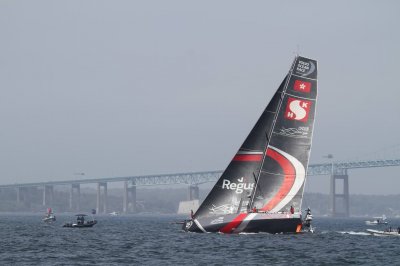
{"left": 296, "top": 45, "right": 301, "bottom": 56}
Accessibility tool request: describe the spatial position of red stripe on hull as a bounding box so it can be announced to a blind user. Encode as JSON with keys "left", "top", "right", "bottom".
{"left": 260, "top": 149, "right": 296, "bottom": 212}
{"left": 219, "top": 213, "right": 248, "bottom": 233}
{"left": 233, "top": 155, "right": 263, "bottom": 161}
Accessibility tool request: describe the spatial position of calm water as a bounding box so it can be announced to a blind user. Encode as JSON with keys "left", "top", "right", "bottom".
{"left": 1, "top": 213, "right": 399, "bottom": 265}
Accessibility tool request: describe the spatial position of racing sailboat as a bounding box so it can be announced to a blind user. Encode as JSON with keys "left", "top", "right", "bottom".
{"left": 183, "top": 55, "right": 318, "bottom": 233}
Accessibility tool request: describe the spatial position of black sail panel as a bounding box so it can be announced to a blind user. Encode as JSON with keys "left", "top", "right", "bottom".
{"left": 252, "top": 56, "right": 318, "bottom": 214}
{"left": 194, "top": 77, "right": 288, "bottom": 219}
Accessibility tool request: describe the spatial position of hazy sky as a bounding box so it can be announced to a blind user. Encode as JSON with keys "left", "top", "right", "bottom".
{"left": 1, "top": 1, "right": 399, "bottom": 194}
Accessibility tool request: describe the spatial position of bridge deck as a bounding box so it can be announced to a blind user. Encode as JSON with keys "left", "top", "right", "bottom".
{"left": 1, "top": 159, "right": 399, "bottom": 188}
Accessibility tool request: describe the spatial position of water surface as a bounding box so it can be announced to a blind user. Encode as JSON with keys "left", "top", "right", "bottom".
{"left": 1, "top": 214, "right": 399, "bottom": 265}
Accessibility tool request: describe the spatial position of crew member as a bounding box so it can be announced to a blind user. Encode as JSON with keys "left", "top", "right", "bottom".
{"left": 290, "top": 205, "right": 294, "bottom": 214}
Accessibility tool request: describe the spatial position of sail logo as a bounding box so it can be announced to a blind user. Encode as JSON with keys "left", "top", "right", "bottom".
{"left": 293, "top": 80, "right": 311, "bottom": 93}
{"left": 210, "top": 217, "right": 224, "bottom": 224}
{"left": 285, "top": 97, "right": 311, "bottom": 122}
{"left": 295, "top": 60, "right": 315, "bottom": 77}
{"left": 222, "top": 177, "right": 254, "bottom": 194}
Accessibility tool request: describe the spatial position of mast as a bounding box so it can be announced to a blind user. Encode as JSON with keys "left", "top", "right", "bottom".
{"left": 248, "top": 56, "right": 298, "bottom": 209}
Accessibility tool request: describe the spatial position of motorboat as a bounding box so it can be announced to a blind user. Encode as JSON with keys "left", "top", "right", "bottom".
{"left": 63, "top": 214, "right": 97, "bottom": 228}
{"left": 367, "top": 228, "right": 400, "bottom": 236}
{"left": 365, "top": 215, "right": 388, "bottom": 225}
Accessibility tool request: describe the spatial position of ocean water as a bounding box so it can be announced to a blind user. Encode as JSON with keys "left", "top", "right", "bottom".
{"left": 1, "top": 213, "right": 399, "bottom": 265}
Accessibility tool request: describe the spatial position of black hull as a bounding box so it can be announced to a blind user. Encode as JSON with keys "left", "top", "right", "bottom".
{"left": 63, "top": 220, "right": 97, "bottom": 228}
{"left": 184, "top": 213, "right": 302, "bottom": 234}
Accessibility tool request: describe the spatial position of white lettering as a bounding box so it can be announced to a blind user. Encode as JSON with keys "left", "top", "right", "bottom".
{"left": 221, "top": 178, "right": 254, "bottom": 194}
{"left": 296, "top": 60, "right": 310, "bottom": 73}
{"left": 237, "top": 183, "right": 244, "bottom": 194}
{"left": 222, "top": 179, "right": 230, "bottom": 189}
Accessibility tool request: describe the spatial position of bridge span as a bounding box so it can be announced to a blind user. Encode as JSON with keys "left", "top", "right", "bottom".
{"left": 1, "top": 158, "right": 399, "bottom": 216}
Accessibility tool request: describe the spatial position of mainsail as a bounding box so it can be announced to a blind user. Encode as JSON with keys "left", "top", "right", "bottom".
{"left": 195, "top": 56, "right": 317, "bottom": 219}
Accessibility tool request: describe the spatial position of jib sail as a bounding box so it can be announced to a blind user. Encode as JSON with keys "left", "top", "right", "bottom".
{"left": 195, "top": 56, "right": 317, "bottom": 219}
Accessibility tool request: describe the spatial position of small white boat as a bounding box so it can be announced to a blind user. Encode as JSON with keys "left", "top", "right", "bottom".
{"left": 365, "top": 215, "right": 388, "bottom": 225}
{"left": 43, "top": 215, "right": 56, "bottom": 223}
{"left": 109, "top": 211, "right": 119, "bottom": 216}
{"left": 43, "top": 208, "right": 56, "bottom": 223}
{"left": 367, "top": 228, "right": 400, "bottom": 236}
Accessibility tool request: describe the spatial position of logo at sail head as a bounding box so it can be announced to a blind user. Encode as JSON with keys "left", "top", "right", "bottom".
{"left": 295, "top": 60, "right": 315, "bottom": 77}
{"left": 222, "top": 177, "right": 254, "bottom": 194}
{"left": 285, "top": 97, "right": 311, "bottom": 122}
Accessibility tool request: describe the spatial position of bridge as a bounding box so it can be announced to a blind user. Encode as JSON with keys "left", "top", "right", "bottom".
{"left": 1, "top": 155, "right": 400, "bottom": 216}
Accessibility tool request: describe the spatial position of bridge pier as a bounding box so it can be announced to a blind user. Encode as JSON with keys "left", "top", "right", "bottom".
{"left": 97, "top": 182, "right": 108, "bottom": 214}
{"left": 330, "top": 173, "right": 349, "bottom": 217}
{"left": 123, "top": 181, "right": 136, "bottom": 213}
{"left": 42, "top": 185, "right": 54, "bottom": 206}
{"left": 16, "top": 187, "right": 37, "bottom": 207}
{"left": 123, "top": 181, "right": 128, "bottom": 213}
{"left": 188, "top": 185, "right": 199, "bottom": 200}
{"left": 69, "top": 184, "right": 80, "bottom": 211}
{"left": 16, "top": 187, "right": 30, "bottom": 204}
{"left": 16, "top": 187, "right": 21, "bottom": 203}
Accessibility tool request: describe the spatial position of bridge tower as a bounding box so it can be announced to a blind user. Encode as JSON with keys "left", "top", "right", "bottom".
{"left": 123, "top": 180, "right": 136, "bottom": 213}
{"left": 188, "top": 185, "right": 199, "bottom": 201}
{"left": 69, "top": 184, "right": 80, "bottom": 211}
{"left": 96, "top": 182, "right": 108, "bottom": 214}
{"left": 330, "top": 170, "right": 350, "bottom": 217}
{"left": 42, "top": 185, "right": 54, "bottom": 207}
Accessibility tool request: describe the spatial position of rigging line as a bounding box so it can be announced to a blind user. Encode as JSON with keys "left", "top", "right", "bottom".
{"left": 252, "top": 171, "right": 266, "bottom": 200}
{"left": 249, "top": 56, "right": 298, "bottom": 209}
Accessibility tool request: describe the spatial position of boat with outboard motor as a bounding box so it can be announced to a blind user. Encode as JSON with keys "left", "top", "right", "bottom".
{"left": 365, "top": 215, "right": 388, "bottom": 225}
{"left": 367, "top": 227, "right": 400, "bottom": 236}
{"left": 43, "top": 208, "right": 56, "bottom": 223}
{"left": 183, "top": 55, "right": 318, "bottom": 234}
{"left": 63, "top": 214, "right": 97, "bottom": 228}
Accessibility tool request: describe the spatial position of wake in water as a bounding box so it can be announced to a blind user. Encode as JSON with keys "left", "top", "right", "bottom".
{"left": 337, "top": 231, "right": 371, "bottom": 236}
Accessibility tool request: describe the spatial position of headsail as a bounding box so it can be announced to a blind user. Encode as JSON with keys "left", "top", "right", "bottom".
{"left": 195, "top": 56, "right": 317, "bottom": 219}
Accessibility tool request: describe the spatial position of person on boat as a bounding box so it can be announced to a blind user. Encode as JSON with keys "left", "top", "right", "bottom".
{"left": 290, "top": 206, "right": 294, "bottom": 214}
{"left": 252, "top": 207, "right": 257, "bottom": 213}
{"left": 190, "top": 209, "right": 194, "bottom": 219}
{"left": 77, "top": 216, "right": 84, "bottom": 225}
